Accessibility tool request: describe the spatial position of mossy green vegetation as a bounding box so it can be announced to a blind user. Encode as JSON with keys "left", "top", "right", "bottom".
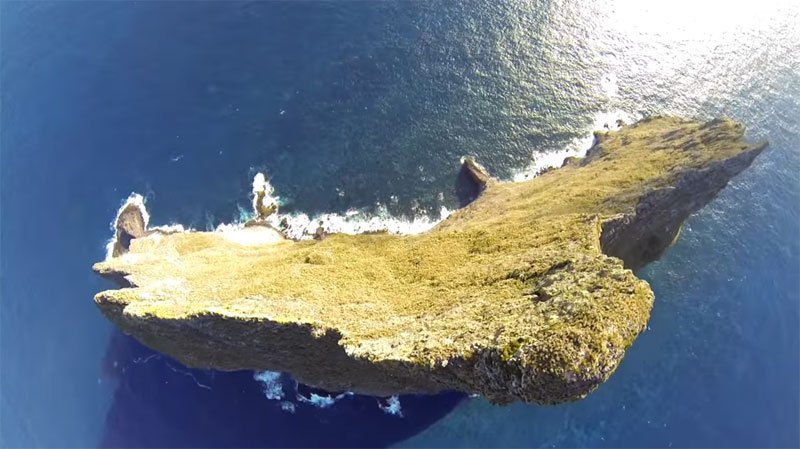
{"left": 93, "top": 117, "right": 766, "bottom": 404}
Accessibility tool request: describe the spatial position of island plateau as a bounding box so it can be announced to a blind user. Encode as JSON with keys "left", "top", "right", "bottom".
{"left": 93, "top": 116, "right": 766, "bottom": 404}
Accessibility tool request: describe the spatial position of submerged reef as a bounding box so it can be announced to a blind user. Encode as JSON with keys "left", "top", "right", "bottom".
{"left": 93, "top": 117, "right": 765, "bottom": 405}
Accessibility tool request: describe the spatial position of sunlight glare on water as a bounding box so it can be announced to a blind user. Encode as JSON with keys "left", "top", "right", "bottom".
{"left": 605, "top": 0, "right": 795, "bottom": 40}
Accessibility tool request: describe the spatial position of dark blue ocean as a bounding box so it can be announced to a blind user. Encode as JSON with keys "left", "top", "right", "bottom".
{"left": 1, "top": 1, "right": 798, "bottom": 447}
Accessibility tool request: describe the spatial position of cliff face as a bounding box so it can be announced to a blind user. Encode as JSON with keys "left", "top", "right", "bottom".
{"left": 92, "top": 117, "right": 766, "bottom": 404}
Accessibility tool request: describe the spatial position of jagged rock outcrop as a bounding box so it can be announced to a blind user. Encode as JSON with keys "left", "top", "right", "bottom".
{"left": 111, "top": 203, "right": 147, "bottom": 258}
{"left": 92, "top": 117, "right": 766, "bottom": 404}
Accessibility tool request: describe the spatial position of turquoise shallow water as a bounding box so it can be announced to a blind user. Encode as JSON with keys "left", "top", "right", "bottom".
{"left": 1, "top": 1, "right": 798, "bottom": 447}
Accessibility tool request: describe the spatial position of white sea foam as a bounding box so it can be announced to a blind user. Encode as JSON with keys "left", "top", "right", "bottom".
{"left": 150, "top": 224, "right": 186, "bottom": 233}
{"left": 104, "top": 180, "right": 450, "bottom": 260}
{"left": 104, "top": 239, "right": 117, "bottom": 262}
{"left": 378, "top": 396, "right": 403, "bottom": 417}
{"left": 251, "top": 373, "right": 354, "bottom": 412}
{"left": 296, "top": 390, "right": 353, "bottom": 408}
{"left": 280, "top": 401, "right": 296, "bottom": 413}
{"left": 215, "top": 222, "right": 244, "bottom": 233}
{"left": 105, "top": 111, "right": 638, "bottom": 259}
{"left": 298, "top": 393, "right": 336, "bottom": 408}
{"left": 253, "top": 371, "right": 284, "bottom": 400}
{"left": 248, "top": 170, "right": 454, "bottom": 240}
{"left": 266, "top": 205, "right": 452, "bottom": 241}
{"left": 512, "top": 109, "right": 639, "bottom": 182}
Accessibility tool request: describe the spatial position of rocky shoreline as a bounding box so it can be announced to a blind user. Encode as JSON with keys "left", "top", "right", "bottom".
{"left": 93, "top": 116, "right": 766, "bottom": 404}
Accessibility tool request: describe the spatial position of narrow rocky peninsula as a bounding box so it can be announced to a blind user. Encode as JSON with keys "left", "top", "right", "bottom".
{"left": 93, "top": 117, "right": 766, "bottom": 404}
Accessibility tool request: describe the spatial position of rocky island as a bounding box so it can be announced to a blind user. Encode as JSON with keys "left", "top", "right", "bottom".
{"left": 93, "top": 117, "right": 766, "bottom": 405}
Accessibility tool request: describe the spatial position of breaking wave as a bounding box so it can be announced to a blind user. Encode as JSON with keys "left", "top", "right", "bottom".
{"left": 265, "top": 205, "right": 452, "bottom": 241}
{"left": 512, "top": 109, "right": 638, "bottom": 181}
{"left": 253, "top": 371, "right": 404, "bottom": 415}
{"left": 253, "top": 371, "right": 284, "bottom": 400}
{"left": 105, "top": 110, "right": 638, "bottom": 260}
{"left": 296, "top": 391, "right": 353, "bottom": 408}
{"left": 378, "top": 396, "right": 403, "bottom": 417}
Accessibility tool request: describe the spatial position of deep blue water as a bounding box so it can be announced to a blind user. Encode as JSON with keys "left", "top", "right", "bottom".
{"left": 1, "top": 1, "right": 798, "bottom": 447}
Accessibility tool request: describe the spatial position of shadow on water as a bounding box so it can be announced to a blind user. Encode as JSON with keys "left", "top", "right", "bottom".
{"left": 99, "top": 331, "right": 466, "bottom": 448}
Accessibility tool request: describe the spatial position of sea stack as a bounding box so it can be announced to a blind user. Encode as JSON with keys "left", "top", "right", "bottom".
{"left": 92, "top": 117, "right": 766, "bottom": 405}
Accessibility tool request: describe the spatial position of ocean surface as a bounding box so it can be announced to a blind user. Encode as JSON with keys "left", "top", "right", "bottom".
{"left": 1, "top": 1, "right": 798, "bottom": 447}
